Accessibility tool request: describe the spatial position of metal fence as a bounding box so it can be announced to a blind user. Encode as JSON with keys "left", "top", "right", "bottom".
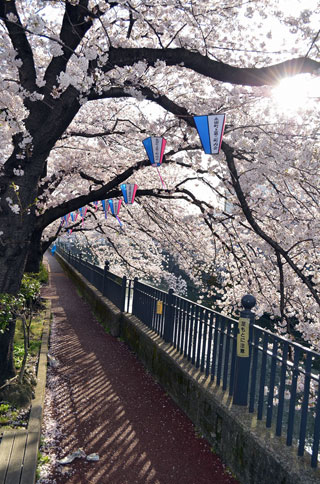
{"left": 55, "top": 246, "right": 320, "bottom": 468}
{"left": 57, "top": 248, "right": 126, "bottom": 311}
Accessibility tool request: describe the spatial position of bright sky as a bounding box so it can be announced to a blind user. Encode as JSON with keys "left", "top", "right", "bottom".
{"left": 272, "top": 74, "right": 320, "bottom": 115}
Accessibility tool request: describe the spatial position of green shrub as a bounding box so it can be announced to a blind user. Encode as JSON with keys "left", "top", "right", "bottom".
{"left": 0, "top": 293, "right": 23, "bottom": 333}
{"left": 37, "top": 263, "right": 49, "bottom": 284}
{"left": 0, "top": 273, "right": 41, "bottom": 333}
{"left": 0, "top": 403, "right": 10, "bottom": 414}
{"left": 20, "top": 274, "right": 41, "bottom": 308}
{"left": 13, "top": 342, "right": 25, "bottom": 369}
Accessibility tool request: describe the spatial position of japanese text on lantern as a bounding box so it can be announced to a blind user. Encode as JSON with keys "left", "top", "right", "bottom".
{"left": 153, "top": 137, "right": 162, "bottom": 163}
{"left": 212, "top": 116, "right": 219, "bottom": 152}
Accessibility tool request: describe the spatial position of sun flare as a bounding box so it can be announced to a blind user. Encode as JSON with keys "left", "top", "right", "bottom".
{"left": 272, "top": 74, "right": 320, "bottom": 114}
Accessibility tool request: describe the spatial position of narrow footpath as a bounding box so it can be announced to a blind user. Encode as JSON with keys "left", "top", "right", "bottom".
{"left": 40, "top": 253, "right": 239, "bottom": 484}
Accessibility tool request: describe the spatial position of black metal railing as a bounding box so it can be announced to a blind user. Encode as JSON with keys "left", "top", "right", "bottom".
{"left": 55, "top": 245, "right": 320, "bottom": 468}
{"left": 57, "top": 247, "right": 126, "bottom": 311}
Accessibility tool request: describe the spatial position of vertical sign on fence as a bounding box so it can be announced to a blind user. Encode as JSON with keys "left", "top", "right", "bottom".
{"left": 237, "top": 317, "right": 250, "bottom": 357}
{"left": 233, "top": 295, "right": 256, "bottom": 406}
{"left": 156, "top": 300, "right": 163, "bottom": 315}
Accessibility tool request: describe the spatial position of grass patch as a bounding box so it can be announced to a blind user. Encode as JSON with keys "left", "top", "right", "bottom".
{"left": 38, "top": 262, "right": 49, "bottom": 285}
{"left": 14, "top": 312, "right": 44, "bottom": 346}
{"left": 0, "top": 403, "right": 10, "bottom": 414}
{"left": 0, "top": 401, "right": 27, "bottom": 429}
{"left": 37, "top": 451, "right": 50, "bottom": 466}
{"left": 13, "top": 314, "right": 43, "bottom": 370}
{"left": 36, "top": 451, "right": 51, "bottom": 481}
{"left": 24, "top": 262, "right": 49, "bottom": 286}
{"left": 0, "top": 305, "right": 48, "bottom": 426}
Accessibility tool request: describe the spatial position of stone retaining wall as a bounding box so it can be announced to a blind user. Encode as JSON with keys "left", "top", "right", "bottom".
{"left": 56, "top": 253, "right": 320, "bottom": 484}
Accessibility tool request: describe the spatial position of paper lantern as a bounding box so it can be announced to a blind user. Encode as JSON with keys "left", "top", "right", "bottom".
{"left": 142, "top": 136, "right": 167, "bottom": 187}
{"left": 108, "top": 199, "right": 122, "bottom": 227}
{"left": 142, "top": 136, "right": 167, "bottom": 166}
{"left": 121, "top": 183, "right": 138, "bottom": 204}
{"left": 78, "top": 206, "right": 87, "bottom": 226}
{"left": 193, "top": 114, "right": 226, "bottom": 154}
{"left": 101, "top": 200, "right": 108, "bottom": 218}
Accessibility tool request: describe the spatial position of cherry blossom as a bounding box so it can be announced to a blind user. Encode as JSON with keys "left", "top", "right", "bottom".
{"left": 0, "top": 0, "right": 320, "bottom": 382}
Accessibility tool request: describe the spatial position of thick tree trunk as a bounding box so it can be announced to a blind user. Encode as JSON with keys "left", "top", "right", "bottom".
{"left": 0, "top": 212, "right": 34, "bottom": 383}
{"left": 0, "top": 245, "right": 29, "bottom": 292}
{"left": 25, "top": 229, "right": 56, "bottom": 273}
{"left": 0, "top": 241, "right": 30, "bottom": 383}
{"left": 24, "top": 230, "right": 43, "bottom": 273}
{"left": 0, "top": 320, "right": 16, "bottom": 385}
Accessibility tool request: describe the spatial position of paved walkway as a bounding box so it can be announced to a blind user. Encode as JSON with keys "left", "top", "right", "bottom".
{"left": 40, "top": 254, "right": 239, "bottom": 484}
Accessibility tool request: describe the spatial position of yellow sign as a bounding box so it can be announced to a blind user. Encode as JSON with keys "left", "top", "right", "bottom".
{"left": 156, "top": 300, "right": 163, "bottom": 315}
{"left": 237, "top": 317, "right": 250, "bottom": 357}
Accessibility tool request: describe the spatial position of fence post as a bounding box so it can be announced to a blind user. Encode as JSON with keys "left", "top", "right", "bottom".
{"left": 164, "top": 289, "right": 174, "bottom": 344}
{"left": 102, "top": 260, "right": 109, "bottom": 297}
{"left": 131, "top": 277, "right": 139, "bottom": 316}
{"left": 233, "top": 294, "right": 256, "bottom": 406}
{"left": 121, "top": 276, "right": 127, "bottom": 312}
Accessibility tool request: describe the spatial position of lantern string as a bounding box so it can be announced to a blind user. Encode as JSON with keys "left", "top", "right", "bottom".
{"left": 156, "top": 167, "right": 166, "bottom": 189}
{"left": 116, "top": 215, "right": 123, "bottom": 228}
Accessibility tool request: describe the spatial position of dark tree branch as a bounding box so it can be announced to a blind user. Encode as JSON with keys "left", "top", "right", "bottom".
{"left": 79, "top": 171, "right": 105, "bottom": 185}
{"left": 126, "top": 11, "right": 137, "bottom": 39}
{"left": 306, "top": 29, "right": 320, "bottom": 57}
{"left": 44, "top": 1, "right": 93, "bottom": 89}
{"left": 62, "top": 129, "right": 125, "bottom": 139}
{"left": 102, "top": 47, "right": 320, "bottom": 86}
{"left": 0, "top": 0, "right": 36, "bottom": 91}
{"left": 276, "top": 251, "right": 287, "bottom": 330}
{"left": 223, "top": 144, "right": 320, "bottom": 307}
{"left": 88, "top": 85, "right": 195, "bottom": 127}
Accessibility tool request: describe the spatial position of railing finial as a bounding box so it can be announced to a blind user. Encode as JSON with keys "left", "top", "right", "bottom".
{"left": 241, "top": 294, "right": 256, "bottom": 310}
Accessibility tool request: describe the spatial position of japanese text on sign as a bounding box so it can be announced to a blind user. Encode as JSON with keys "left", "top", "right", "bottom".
{"left": 156, "top": 300, "right": 163, "bottom": 315}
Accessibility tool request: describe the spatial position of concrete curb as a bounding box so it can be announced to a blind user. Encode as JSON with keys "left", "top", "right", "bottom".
{"left": 21, "top": 299, "right": 51, "bottom": 483}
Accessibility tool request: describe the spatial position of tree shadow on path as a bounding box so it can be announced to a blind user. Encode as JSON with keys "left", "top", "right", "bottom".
{"left": 41, "top": 254, "right": 238, "bottom": 484}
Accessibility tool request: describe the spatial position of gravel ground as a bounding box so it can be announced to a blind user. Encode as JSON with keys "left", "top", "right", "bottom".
{"left": 38, "top": 254, "right": 239, "bottom": 484}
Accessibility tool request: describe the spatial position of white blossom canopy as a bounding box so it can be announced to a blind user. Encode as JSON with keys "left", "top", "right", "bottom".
{"left": 0, "top": 0, "right": 320, "bottom": 348}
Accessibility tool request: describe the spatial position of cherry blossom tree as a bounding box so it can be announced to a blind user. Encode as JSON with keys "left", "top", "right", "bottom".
{"left": 0, "top": 0, "right": 320, "bottom": 382}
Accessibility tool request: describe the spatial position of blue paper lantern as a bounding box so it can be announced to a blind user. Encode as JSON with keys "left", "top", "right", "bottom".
{"left": 194, "top": 114, "right": 226, "bottom": 154}
{"left": 142, "top": 137, "right": 167, "bottom": 166}
{"left": 108, "top": 199, "right": 123, "bottom": 227}
{"left": 101, "top": 199, "right": 108, "bottom": 218}
{"left": 121, "top": 183, "right": 138, "bottom": 204}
